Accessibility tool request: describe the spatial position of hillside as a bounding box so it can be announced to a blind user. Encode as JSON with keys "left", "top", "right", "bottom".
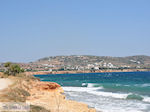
{"left": 1, "top": 55, "right": 150, "bottom": 72}
{"left": 33, "top": 55, "right": 150, "bottom": 70}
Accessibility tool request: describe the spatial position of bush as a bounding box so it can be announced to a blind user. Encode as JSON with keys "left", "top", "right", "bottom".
{"left": 4, "top": 62, "right": 24, "bottom": 76}
{"left": 30, "top": 105, "right": 50, "bottom": 112}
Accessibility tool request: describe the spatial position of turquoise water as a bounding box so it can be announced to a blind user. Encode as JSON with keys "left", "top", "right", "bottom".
{"left": 35, "top": 71, "right": 150, "bottom": 112}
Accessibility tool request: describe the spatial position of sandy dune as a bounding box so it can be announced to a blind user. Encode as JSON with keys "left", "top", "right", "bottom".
{"left": 0, "top": 78, "right": 12, "bottom": 91}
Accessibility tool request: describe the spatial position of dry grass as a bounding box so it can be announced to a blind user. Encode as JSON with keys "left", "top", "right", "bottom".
{"left": 0, "top": 75, "right": 31, "bottom": 102}
{"left": 0, "top": 88, "right": 30, "bottom": 102}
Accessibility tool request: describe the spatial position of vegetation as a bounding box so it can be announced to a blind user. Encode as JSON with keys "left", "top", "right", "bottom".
{"left": 30, "top": 105, "right": 50, "bottom": 112}
{"left": 4, "top": 62, "right": 24, "bottom": 76}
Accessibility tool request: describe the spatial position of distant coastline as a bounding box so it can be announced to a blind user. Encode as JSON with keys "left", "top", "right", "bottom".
{"left": 25, "top": 69, "right": 150, "bottom": 75}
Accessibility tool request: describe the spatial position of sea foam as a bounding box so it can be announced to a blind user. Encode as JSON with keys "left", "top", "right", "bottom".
{"left": 63, "top": 87, "right": 150, "bottom": 112}
{"left": 63, "top": 86, "right": 128, "bottom": 99}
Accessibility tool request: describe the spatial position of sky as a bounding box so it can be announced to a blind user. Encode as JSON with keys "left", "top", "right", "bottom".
{"left": 0, "top": 0, "right": 150, "bottom": 62}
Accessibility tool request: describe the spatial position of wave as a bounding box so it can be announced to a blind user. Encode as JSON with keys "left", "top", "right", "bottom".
{"left": 87, "top": 89, "right": 128, "bottom": 99}
{"left": 126, "top": 94, "right": 150, "bottom": 103}
{"left": 142, "top": 96, "right": 150, "bottom": 103}
{"left": 63, "top": 87, "right": 128, "bottom": 99}
{"left": 81, "top": 83, "right": 87, "bottom": 87}
{"left": 63, "top": 86, "right": 103, "bottom": 92}
{"left": 63, "top": 86, "right": 150, "bottom": 103}
{"left": 134, "top": 83, "right": 150, "bottom": 87}
{"left": 82, "top": 83, "right": 103, "bottom": 88}
{"left": 64, "top": 82, "right": 150, "bottom": 102}
{"left": 126, "top": 94, "right": 144, "bottom": 100}
{"left": 82, "top": 83, "right": 132, "bottom": 89}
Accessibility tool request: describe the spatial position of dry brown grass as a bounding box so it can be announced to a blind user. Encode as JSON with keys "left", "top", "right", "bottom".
{"left": 0, "top": 74, "right": 31, "bottom": 102}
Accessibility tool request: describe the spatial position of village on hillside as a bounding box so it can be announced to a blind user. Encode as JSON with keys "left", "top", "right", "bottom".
{"left": 0, "top": 55, "right": 150, "bottom": 72}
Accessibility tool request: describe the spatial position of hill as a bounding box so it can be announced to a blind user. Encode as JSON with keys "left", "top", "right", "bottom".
{"left": 1, "top": 55, "right": 150, "bottom": 72}
{"left": 33, "top": 55, "right": 150, "bottom": 70}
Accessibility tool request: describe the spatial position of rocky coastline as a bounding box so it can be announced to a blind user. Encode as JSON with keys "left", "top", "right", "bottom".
{"left": 0, "top": 73, "right": 97, "bottom": 112}
{"left": 25, "top": 79, "right": 96, "bottom": 112}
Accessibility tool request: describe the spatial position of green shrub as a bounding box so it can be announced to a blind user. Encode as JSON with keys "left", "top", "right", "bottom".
{"left": 30, "top": 105, "right": 50, "bottom": 112}
{"left": 4, "top": 62, "right": 24, "bottom": 76}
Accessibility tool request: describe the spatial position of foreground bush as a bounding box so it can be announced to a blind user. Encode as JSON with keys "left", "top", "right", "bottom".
{"left": 4, "top": 62, "right": 24, "bottom": 76}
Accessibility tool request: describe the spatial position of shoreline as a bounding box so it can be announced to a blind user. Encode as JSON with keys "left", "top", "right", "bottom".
{"left": 25, "top": 78, "right": 97, "bottom": 112}
{"left": 0, "top": 73, "right": 97, "bottom": 112}
{"left": 25, "top": 69, "right": 150, "bottom": 75}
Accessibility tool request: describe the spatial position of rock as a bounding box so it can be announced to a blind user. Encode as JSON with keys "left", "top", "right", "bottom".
{"left": 25, "top": 81, "right": 96, "bottom": 112}
{"left": 37, "top": 82, "right": 61, "bottom": 90}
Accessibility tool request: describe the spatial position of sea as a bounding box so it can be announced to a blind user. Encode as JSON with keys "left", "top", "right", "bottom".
{"left": 34, "top": 71, "right": 150, "bottom": 112}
